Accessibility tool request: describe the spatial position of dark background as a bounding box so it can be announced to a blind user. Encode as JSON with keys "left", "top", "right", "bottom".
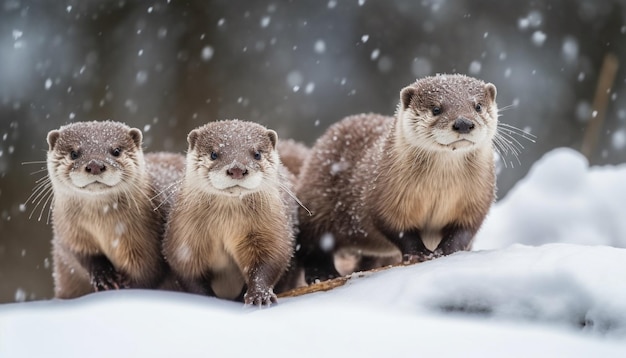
{"left": 1, "top": 0, "right": 625, "bottom": 303}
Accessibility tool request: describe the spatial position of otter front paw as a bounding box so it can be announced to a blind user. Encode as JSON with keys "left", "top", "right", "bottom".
{"left": 244, "top": 286, "right": 277, "bottom": 307}
{"left": 90, "top": 265, "right": 129, "bottom": 291}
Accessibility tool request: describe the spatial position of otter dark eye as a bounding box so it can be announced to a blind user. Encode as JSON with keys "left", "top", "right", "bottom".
{"left": 210, "top": 152, "right": 219, "bottom": 160}
{"left": 254, "top": 151, "right": 262, "bottom": 160}
{"left": 70, "top": 150, "right": 80, "bottom": 160}
{"left": 111, "top": 148, "right": 122, "bottom": 157}
{"left": 432, "top": 106, "right": 442, "bottom": 116}
{"left": 475, "top": 104, "right": 483, "bottom": 113}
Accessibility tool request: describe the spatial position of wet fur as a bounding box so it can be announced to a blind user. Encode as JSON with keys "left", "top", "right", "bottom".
{"left": 163, "top": 120, "right": 297, "bottom": 305}
{"left": 47, "top": 121, "right": 184, "bottom": 298}
{"left": 296, "top": 74, "right": 498, "bottom": 282}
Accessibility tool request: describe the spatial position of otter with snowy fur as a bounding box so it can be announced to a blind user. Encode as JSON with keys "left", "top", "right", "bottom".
{"left": 163, "top": 120, "right": 297, "bottom": 306}
{"left": 46, "top": 121, "right": 185, "bottom": 298}
{"left": 295, "top": 74, "right": 498, "bottom": 282}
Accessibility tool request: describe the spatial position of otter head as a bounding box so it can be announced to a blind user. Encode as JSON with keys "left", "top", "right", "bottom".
{"left": 185, "top": 120, "right": 279, "bottom": 198}
{"left": 398, "top": 74, "right": 498, "bottom": 153}
{"left": 46, "top": 121, "right": 145, "bottom": 196}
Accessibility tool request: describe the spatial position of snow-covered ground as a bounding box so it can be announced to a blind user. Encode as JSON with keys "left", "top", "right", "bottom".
{"left": 1, "top": 148, "right": 626, "bottom": 357}
{"left": 477, "top": 148, "right": 626, "bottom": 249}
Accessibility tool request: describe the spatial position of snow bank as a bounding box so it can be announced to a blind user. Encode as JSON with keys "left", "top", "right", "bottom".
{"left": 1, "top": 244, "right": 625, "bottom": 357}
{"left": 476, "top": 147, "right": 626, "bottom": 249}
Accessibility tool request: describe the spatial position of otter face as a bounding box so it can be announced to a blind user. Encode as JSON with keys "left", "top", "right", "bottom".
{"left": 398, "top": 74, "right": 498, "bottom": 153}
{"left": 185, "top": 120, "right": 279, "bottom": 198}
{"left": 46, "top": 121, "right": 144, "bottom": 196}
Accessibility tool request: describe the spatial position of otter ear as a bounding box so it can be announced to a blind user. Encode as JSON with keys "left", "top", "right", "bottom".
{"left": 400, "top": 86, "right": 415, "bottom": 110}
{"left": 187, "top": 129, "right": 199, "bottom": 151}
{"left": 47, "top": 130, "right": 60, "bottom": 151}
{"left": 485, "top": 83, "right": 497, "bottom": 102}
{"left": 129, "top": 128, "right": 143, "bottom": 148}
{"left": 267, "top": 130, "right": 278, "bottom": 149}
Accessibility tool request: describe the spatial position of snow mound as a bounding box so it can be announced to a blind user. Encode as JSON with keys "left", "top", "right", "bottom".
{"left": 476, "top": 148, "right": 626, "bottom": 249}
{"left": 1, "top": 244, "right": 626, "bottom": 357}
{"left": 288, "top": 244, "right": 626, "bottom": 337}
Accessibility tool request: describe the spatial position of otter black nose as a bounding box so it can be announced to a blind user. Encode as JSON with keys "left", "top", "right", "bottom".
{"left": 227, "top": 167, "right": 248, "bottom": 180}
{"left": 85, "top": 160, "right": 106, "bottom": 175}
{"left": 452, "top": 117, "right": 475, "bottom": 134}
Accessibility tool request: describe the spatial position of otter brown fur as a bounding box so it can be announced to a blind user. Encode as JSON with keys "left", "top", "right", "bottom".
{"left": 163, "top": 120, "right": 297, "bottom": 306}
{"left": 46, "top": 120, "right": 184, "bottom": 298}
{"left": 295, "top": 74, "right": 498, "bottom": 282}
{"left": 276, "top": 139, "right": 310, "bottom": 177}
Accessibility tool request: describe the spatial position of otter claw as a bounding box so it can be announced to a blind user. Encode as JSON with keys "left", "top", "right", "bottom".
{"left": 91, "top": 268, "right": 129, "bottom": 291}
{"left": 244, "top": 288, "right": 277, "bottom": 307}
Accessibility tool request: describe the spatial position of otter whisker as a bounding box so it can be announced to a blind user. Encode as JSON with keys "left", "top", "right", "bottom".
{"left": 122, "top": 172, "right": 148, "bottom": 213}
{"left": 134, "top": 179, "right": 154, "bottom": 204}
{"left": 117, "top": 181, "right": 135, "bottom": 213}
{"left": 26, "top": 177, "right": 51, "bottom": 203}
{"left": 27, "top": 167, "right": 48, "bottom": 175}
{"left": 493, "top": 135, "right": 521, "bottom": 167}
{"left": 497, "top": 103, "right": 518, "bottom": 112}
{"left": 494, "top": 138, "right": 517, "bottom": 168}
{"left": 492, "top": 121, "right": 536, "bottom": 168}
{"left": 28, "top": 184, "right": 53, "bottom": 220}
{"left": 45, "top": 192, "right": 54, "bottom": 224}
{"left": 498, "top": 123, "right": 536, "bottom": 142}
{"left": 38, "top": 188, "right": 54, "bottom": 223}
{"left": 34, "top": 175, "right": 51, "bottom": 184}
{"left": 495, "top": 132, "right": 522, "bottom": 155}
{"left": 266, "top": 176, "right": 312, "bottom": 216}
{"left": 27, "top": 181, "right": 53, "bottom": 217}
{"left": 496, "top": 133, "right": 522, "bottom": 156}
{"left": 150, "top": 179, "right": 182, "bottom": 211}
{"left": 492, "top": 144, "right": 509, "bottom": 169}
{"left": 126, "top": 185, "right": 142, "bottom": 214}
{"left": 28, "top": 180, "right": 51, "bottom": 203}
{"left": 497, "top": 131, "right": 526, "bottom": 153}
{"left": 151, "top": 179, "right": 182, "bottom": 212}
{"left": 276, "top": 180, "right": 311, "bottom": 216}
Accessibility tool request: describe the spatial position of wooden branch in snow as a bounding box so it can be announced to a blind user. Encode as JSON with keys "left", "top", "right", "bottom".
{"left": 278, "top": 262, "right": 416, "bottom": 298}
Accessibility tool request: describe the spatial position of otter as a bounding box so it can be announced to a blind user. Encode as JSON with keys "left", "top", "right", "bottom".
{"left": 163, "top": 119, "right": 298, "bottom": 306}
{"left": 46, "top": 120, "right": 184, "bottom": 298}
{"left": 295, "top": 74, "right": 498, "bottom": 282}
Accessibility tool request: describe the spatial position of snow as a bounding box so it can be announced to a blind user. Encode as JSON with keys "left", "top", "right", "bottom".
{"left": 612, "top": 129, "right": 626, "bottom": 150}
{"left": 200, "top": 46, "right": 214, "bottom": 61}
{"left": 531, "top": 31, "right": 547, "bottom": 46}
{"left": 2, "top": 148, "right": 626, "bottom": 356}
{"left": 314, "top": 39, "right": 326, "bottom": 54}
{"left": 476, "top": 148, "right": 626, "bottom": 249}
{"left": 370, "top": 48, "right": 380, "bottom": 60}
{"left": 260, "top": 16, "right": 271, "bottom": 28}
{"left": 468, "top": 60, "right": 482, "bottom": 74}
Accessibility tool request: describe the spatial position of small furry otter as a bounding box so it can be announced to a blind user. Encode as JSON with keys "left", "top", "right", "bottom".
{"left": 163, "top": 120, "right": 298, "bottom": 306}
{"left": 46, "top": 120, "right": 184, "bottom": 298}
{"left": 295, "top": 74, "right": 498, "bottom": 282}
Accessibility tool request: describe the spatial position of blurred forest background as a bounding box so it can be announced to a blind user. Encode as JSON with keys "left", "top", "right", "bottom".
{"left": 1, "top": 0, "right": 625, "bottom": 303}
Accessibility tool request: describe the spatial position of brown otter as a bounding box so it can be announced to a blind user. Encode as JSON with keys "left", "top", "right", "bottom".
{"left": 45, "top": 120, "right": 184, "bottom": 298}
{"left": 295, "top": 74, "right": 498, "bottom": 282}
{"left": 163, "top": 119, "right": 298, "bottom": 306}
